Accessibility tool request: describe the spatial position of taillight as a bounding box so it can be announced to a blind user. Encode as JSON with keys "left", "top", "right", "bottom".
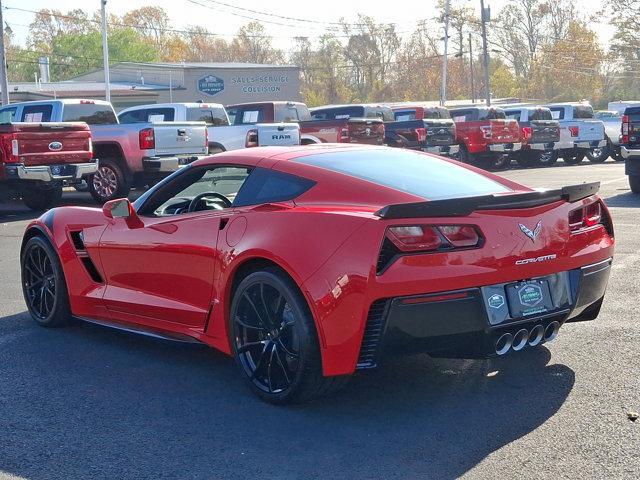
{"left": 415, "top": 127, "right": 427, "bottom": 143}
{"left": 245, "top": 129, "right": 258, "bottom": 148}
{"left": 480, "top": 126, "right": 492, "bottom": 139}
{"left": 569, "top": 126, "right": 579, "bottom": 137}
{"left": 521, "top": 126, "right": 532, "bottom": 142}
{"left": 622, "top": 115, "right": 629, "bottom": 144}
{"left": 1, "top": 133, "right": 19, "bottom": 163}
{"left": 80, "top": 100, "right": 95, "bottom": 104}
{"left": 87, "top": 138, "right": 93, "bottom": 157}
{"left": 339, "top": 126, "right": 350, "bottom": 142}
{"left": 569, "top": 201, "right": 603, "bottom": 232}
{"left": 11, "top": 139, "right": 18, "bottom": 156}
{"left": 385, "top": 224, "right": 482, "bottom": 253}
{"left": 139, "top": 128, "right": 155, "bottom": 150}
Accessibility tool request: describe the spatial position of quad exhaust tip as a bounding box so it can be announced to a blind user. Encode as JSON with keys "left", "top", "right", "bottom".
{"left": 494, "top": 322, "right": 559, "bottom": 356}
{"left": 544, "top": 321, "right": 560, "bottom": 343}
{"left": 495, "top": 333, "right": 513, "bottom": 356}
{"left": 528, "top": 324, "right": 545, "bottom": 347}
{"left": 512, "top": 329, "right": 529, "bottom": 351}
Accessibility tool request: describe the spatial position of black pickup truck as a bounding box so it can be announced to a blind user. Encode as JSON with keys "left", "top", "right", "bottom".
{"left": 309, "top": 103, "right": 458, "bottom": 156}
{"left": 621, "top": 106, "right": 640, "bottom": 193}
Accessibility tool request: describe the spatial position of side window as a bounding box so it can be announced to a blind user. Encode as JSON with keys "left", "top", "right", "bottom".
{"left": 21, "top": 104, "right": 53, "bottom": 122}
{"left": 281, "top": 106, "right": 299, "bottom": 122}
{"left": 227, "top": 107, "right": 265, "bottom": 125}
{"left": 573, "top": 106, "right": 594, "bottom": 119}
{"left": 0, "top": 107, "right": 17, "bottom": 123}
{"left": 234, "top": 167, "right": 315, "bottom": 207}
{"left": 186, "top": 107, "right": 229, "bottom": 126}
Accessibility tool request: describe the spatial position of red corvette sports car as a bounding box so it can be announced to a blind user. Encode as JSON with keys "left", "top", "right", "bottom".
{"left": 21, "top": 145, "right": 614, "bottom": 403}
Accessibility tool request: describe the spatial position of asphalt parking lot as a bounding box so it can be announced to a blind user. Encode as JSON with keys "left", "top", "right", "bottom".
{"left": 0, "top": 161, "right": 638, "bottom": 480}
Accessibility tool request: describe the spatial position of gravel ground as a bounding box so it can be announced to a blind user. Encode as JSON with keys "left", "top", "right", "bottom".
{"left": 0, "top": 160, "right": 638, "bottom": 480}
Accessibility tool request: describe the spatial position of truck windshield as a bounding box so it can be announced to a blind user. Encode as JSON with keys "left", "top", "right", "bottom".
{"left": 295, "top": 149, "right": 510, "bottom": 200}
{"left": 186, "top": 107, "right": 229, "bottom": 126}
{"left": 62, "top": 104, "right": 117, "bottom": 124}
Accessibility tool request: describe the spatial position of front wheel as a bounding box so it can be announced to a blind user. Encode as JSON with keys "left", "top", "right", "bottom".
{"left": 630, "top": 175, "right": 640, "bottom": 194}
{"left": 21, "top": 236, "right": 71, "bottom": 327}
{"left": 88, "top": 158, "right": 130, "bottom": 204}
{"left": 21, "top": 186, "right": 62, "bottom": 211}
{"left": 230, "top": 268, "right": 348, "bottom": 404}
{"left": 586, "top": 141, "right": 610, "bottom": 163}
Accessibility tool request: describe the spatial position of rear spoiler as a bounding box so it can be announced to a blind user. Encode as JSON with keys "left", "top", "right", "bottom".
{"left": 375, "top": 182, "right": 600, "bottom": 219}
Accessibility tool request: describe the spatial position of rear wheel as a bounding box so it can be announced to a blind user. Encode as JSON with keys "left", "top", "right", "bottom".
{"left": 538, "top": 150, "right": 558, "bottom": 166}
{"left": 21, "top": 186, "right": 62, "bottom": 211}
{"left": 230, "top": 268, "right": 348, "bottom": 404}
{"left": 586, "top": 140, "right": 610, "bottom": 163}
{"left": 563, "top": 151, "right": 585, "bottom": 165}
{"left": 630, "top": 175, "right": 640, "bottom": 194}
{"left": 487, "top": 154, "right": 510, "bottom": 171}
{"left": 21, "top": 236, "right": 71, "bottom": 327}
{"left": 88, "top": 158, "right": 130, "bottom": 204}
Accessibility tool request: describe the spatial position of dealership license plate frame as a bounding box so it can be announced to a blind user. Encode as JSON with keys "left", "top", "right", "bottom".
{"left": 505, "top": 279, "right": 556, "bottom": 319}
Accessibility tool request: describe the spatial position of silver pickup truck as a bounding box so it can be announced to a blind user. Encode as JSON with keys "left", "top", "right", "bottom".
{"left": 0, "top": 99, "right": 208, "bottom": 203}
{"left": 117, "top": 102, "right": 300, "bottom": 153}
{"left": 545, "top": 103, "right": 606, "bottom": 164}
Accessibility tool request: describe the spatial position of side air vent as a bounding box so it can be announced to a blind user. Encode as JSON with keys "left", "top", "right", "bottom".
{"left": 69, "top": 231, "right": 85, "bottom": 250}
{"left": 80, "top": 257, "right": 103, "bottom": 283}
{"left": 376, "top": 237, "right": 400, "bottom": 275}
{"left": 357, "top": 299, "right": 390, "bottom": 369}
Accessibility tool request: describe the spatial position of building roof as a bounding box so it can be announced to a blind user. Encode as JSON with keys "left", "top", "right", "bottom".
{"left": 8, "top": 81, "right": 170, "bottom": 93}
{"left": 112, "top": 62, "right": 298, "bottom": 70}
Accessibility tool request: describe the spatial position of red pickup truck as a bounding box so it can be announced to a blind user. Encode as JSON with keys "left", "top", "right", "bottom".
{"left": 0, "top": 122, "right": 95, "bottom": 210}
{"left": 449, "top": 106, "right": 521, "bottom": 169}
{"left": 225, "top": 101, "right": 385, "bottom": 145}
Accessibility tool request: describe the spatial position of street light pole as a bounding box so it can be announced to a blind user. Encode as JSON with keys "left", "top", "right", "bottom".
{"left": 480, "top": 0, "right": 491, "bottom": 106}
{"left": 101, "top": 0, "right": 111, "bottom": 103}
{"left": 0, "top": 0, "right": 11, "bottom": 105}
{"left": 439, "top": 0, "right": 450, "bottom": 107}
{"left": 468, "top": 33, "right": 475, "bottom": 103}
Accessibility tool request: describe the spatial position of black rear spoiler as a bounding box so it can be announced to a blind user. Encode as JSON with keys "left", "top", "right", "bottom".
{"left": 375, "top": 182, "right": 600, "bottom": 219}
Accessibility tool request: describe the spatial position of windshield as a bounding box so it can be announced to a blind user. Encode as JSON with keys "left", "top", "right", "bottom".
{"left": 295, "top": 149, "right": 510, "bottom": 200}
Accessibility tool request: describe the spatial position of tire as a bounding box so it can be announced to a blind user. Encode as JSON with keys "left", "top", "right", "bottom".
{"left": 208, "top": 145, "right": 224, "bottom": 155}
{"left": 538, "top": 150, "right": 558, "bottom": 166}
{"left": 88, "top": 158, "right": 130, "bottom": 204}
{"left": 630, "top": 175, "right": 640, "bottom": 194}
{"left": 21, "top": 186, "right": 62, "bottom": 211}
{"left": 611, "top": 147, "right": 624, "bottom": 162}
{"left": 586, "top": 140, "right": 610, "bottom": 163}
{"left": 21, "top": 236, "right": 71, "bottom": 327}
{"left": 229, "top": 267, "right": 349, "bottom": 404}
{"left": 563, "top": 151, "right": 585, "bottom": 165}
{"left": 487, "top": 154, "right": 510, "bottom": 171}
{"left": 459, "top": 146, "right": 477, "bottom": 165}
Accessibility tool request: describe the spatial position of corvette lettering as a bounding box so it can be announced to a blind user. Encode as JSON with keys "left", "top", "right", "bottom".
{"left": 515, "top": 254, "right": 557, "bottom": 265}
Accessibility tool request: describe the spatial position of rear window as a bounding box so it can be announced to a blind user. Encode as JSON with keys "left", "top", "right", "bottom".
{"left": 479, "top": 108, "right": 506, "bottom": 120}
{"left": 366, "top": 107, "right": 395, "bottom": 122}
{"left": 529, "top": 108, "right": 553, "bottom": 121}
{"left": 295, "top": 149, "right": 510, "bottom": 200}
{"left": 21, "top": 104, "right": 53, "bottom": 122}
{"left": 573, "top": 105, "right": 594, "bottom": 119}
{"left": 624, "top": 107, "right": 640, "bottom": 121}
{"left": 227, "top": 107, "right": 265, "bottom": 125}
{"left": 186, "top": 106, "right": 229, "bottom": 126}
{"left": 118, "top": 107, "right": 175, "bottom": 123}
{"left": 394, "top": 109, "right": 417, "bottom": 121}
{"left": 426, "top": 108, "right": 451, "bottom": 120}
{"left": 234, "top": 167, "right": 315, "bottom": 206}
{"left": 62, "top": 103, "right": 117, "bottom": 124}
{"left": 505, "top": 110, "right": 522, "bottom": 121}
{"left": 311, "top": 106, "right": 365, "bottom": 120}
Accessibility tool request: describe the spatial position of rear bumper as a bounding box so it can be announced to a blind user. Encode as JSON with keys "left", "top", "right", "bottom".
{"left": 424, "top": 144, "right": 459, "bottom": 156}
{"left": 357, "top": 258, "right": 612, "bottom": 368}
{"left": 621, "top": 146, "right": 640, "bottom": 160}
{"left": 488, "top": 142, "right": 522, "bottom": 152}
{"left": 526, "top": 142, "right": 558, "bottom": 151}
{"left": 142, "top": 155, "right": 203, "bottom": 173}
{"left": 4, "top": 161, "right": 98, "bottom": 183}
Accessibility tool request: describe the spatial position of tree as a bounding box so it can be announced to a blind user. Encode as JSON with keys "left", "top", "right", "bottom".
{"left": 230, "top": 22, "right": 284, "bottom": 64}
{"left": 28, "top": 9, "right": 92, "bottom": 51}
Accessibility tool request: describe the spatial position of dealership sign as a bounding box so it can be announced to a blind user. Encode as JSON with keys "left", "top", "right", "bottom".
{"left": 198, "top": 75, "right": 224, "bottom": 96}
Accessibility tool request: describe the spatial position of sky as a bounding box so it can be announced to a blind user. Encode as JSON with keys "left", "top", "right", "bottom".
{"left": 2, "top": 0, "right": 613, "bottom": 51}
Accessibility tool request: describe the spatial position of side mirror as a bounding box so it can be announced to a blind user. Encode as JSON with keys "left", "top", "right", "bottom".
{"left": 103, "top": 198, "right": 133, "bottom": 219}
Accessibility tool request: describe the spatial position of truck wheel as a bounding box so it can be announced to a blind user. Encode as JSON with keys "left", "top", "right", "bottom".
{"left": 538, "top": 150, "right": 558, "bottom": 166}
{"left": 487, "top": 154, "right": 510, "bottom": 171}
{"left": 563, "top": 152, "right": 585, "bottom": 165}
{"left": 459, "top": 146, "right": 475, "bottom": 164}
{"left": 88, "top": 158, "right": 130, "bottom": 204}
{"left": 21, "top": 186, "right": 62, "bottom": 211}
{"left": 586, "top": 140, "right": 610, "bottom": 163}
{"left": 630, "top": 175, "right": 640, "bottom": 194}
{"left": 611, "top": 147, "right": 624, "bottom": 162}
{"left": 516, "top": 151, "right": 539, "bottom": 168}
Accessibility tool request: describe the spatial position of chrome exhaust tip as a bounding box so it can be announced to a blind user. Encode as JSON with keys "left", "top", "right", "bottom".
{"left": 543, "top": 321, "right": 560, "bottom": 343}
{"left": 528, "top": 325, "right": 545, "bottom": 347}
{"left": 512, "top": 328, "right": 529, "bottom": 351}
{"left": 495, "top": 333, "right": 513, "bottom": 356}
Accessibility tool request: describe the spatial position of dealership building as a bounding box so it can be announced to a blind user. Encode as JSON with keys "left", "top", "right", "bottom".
{"left": 5, "top": 62, "right": 302, "bottom": 110}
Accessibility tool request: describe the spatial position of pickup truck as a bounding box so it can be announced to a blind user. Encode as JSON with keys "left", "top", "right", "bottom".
{"left": 0, "top": 121, "right": 95, "bottom": 210}
{"left": 545, "top": 103, "right": 606, "bottom": 164}
{"left": 388, "top": 104, "right": 458, "bottom": 156}
{"left": 0, "top": 99, "right": 208, "bottom": 203}
{"left": 620, "top": 106, "right": 640, "bottom": 193}
{"left": 448, "top": 106, "right": 521, "bottom": 170}
{"left": 226, "top": 101, "right": 384, "bottom": 146}
{"left": 503, "top": 106, "right": 560, "bottom": 167}
{"left": 590, "top": 110, "right": 623, "bottom": 162}
{"left": 118, "top": 102, "right": 300, "bottom": 153}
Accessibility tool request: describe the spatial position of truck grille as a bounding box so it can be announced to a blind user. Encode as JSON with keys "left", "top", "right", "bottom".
{"left": 357, "top": 299, "right": 390, "bottom": 369}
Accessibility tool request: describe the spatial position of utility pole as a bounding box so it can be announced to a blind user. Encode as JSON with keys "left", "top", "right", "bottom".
{"left": 439, "top": 0, "right": 450, "bottom": 107}
{"left": 468, "top": 33, "right": 475, "bottom": 103}
{"left": 479, "top": 0, "right": 491, "bottom": 106}
{"left": 0, "top": 1, "right": 10, "bottom": 105}
{"left": 101, "top": 0, "right": 111, "bottom": 103}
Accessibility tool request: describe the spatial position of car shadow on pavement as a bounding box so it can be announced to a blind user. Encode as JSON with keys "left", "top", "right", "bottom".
{"left": 602, "top": 191, "right": 640, "bottom": 208}
{"left": 0, "top": 314, "right": 574, "bottom": 480}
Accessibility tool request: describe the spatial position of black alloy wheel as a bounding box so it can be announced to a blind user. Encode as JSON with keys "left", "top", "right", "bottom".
{"left": 21, "top": 236, "right": 71, "bottom": 327}
{"left": 563, "top": 151, "right": 586, "bottom": 165}
{"left": 230, "top": 268, "right": 348, "bottom": 404}
{"left": 586, "top": 140, "right": 611, "bottom": 163}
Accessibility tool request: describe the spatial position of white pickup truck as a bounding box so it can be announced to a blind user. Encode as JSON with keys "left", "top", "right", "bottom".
{"left": 117, "top": 102, "right": 300, "bottom": 153}
{"left": 0, "top": 99, "right": 209, "bottom": 203}
{"left": 545, "top": 103, "right": 606, "bottom": 164}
